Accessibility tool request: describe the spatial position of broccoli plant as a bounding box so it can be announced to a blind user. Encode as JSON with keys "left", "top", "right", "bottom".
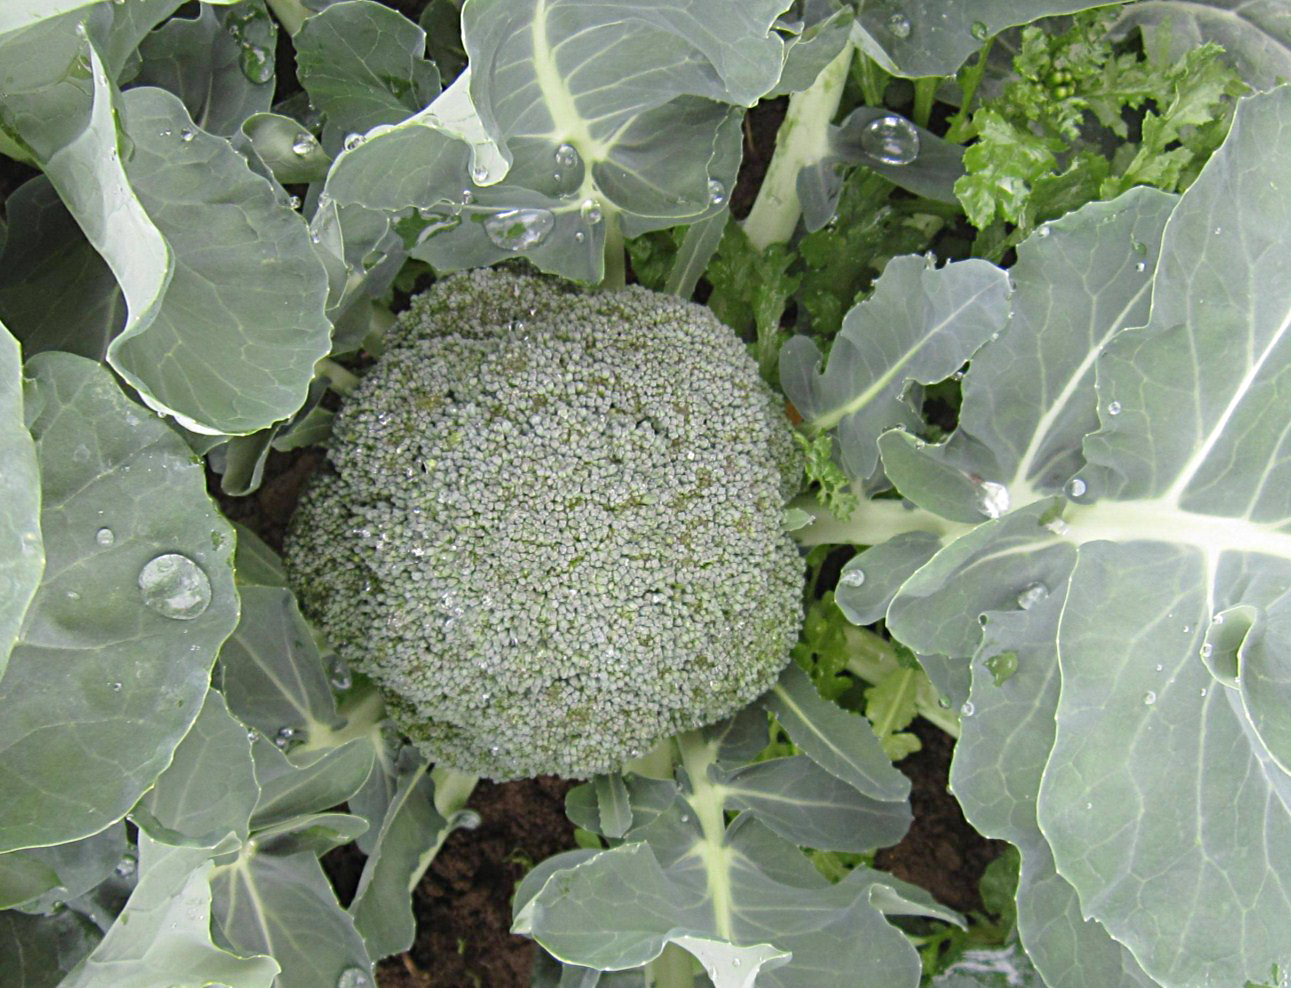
{"left": 2, "top": 2, "right": 1291, "bottom": 988}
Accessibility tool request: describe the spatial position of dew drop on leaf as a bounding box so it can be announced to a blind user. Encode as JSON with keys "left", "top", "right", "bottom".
{"left": 970, "top": 20, "right": 988, "bottom": 40}
{"left": 291, "top": 133, "right": 317, "bottom": 156}
{"left": 1107, "top": 400, "right": 1121, "bottom": 415}
{"left": 1037, "top": 224, "right": 1051, "bottom": 237}
{"left": 337, "top": 969, "right": 372, "bottom": 988}
{"left": 138, "top": 553, "right": 211, "bottom": 620}
{"left": 114, "top": 852, "right": 137, "bottom": 878}
{"left": 1067, "top": 477, "right": 1087, "bottom": 498}
{"left": 179, "top": 128, "right": 194, "bottom": 142}
{"left": 839, "top": 567, "right": 865, "bottom": 588}
{"left": 274, "top": 726, "right": 296, "bottom": 749}
{"left": 580, "top": 198, "right": 603, "bottom": 224}
{"left": 343, "top": 133, "right": 365, "bottom": 152}
{"left": 888, "top": 13, "right": 911, "bottom": 38}
{"left": 961, "top": 700, "right": 975, "bottom": 716}
{"left": 1016, "top": 582, "right": 1048, "bottom": 610}
{"left": 985, "top": 651, "right": 1018, "bottom": 686}
{"left": 239, "top": 45, "right": 273, "bottom": 84}
{"left": 1135, "top": 261, "right": 1147, "bottom": 272}
{"left": 860, "top": 115, "right": 920, "bottom": 166}
{"left": 287, "top": 195, "right": 301, "bottom": 210}
{"left": 1142, "top": 691, "right": 1157, "bottom": 705}
{"left": 96, "top": 527, "right": 115, "bottom": 546}
{"left": 329, "top": 658, "right": 352, "bottom": 691}
{"left": 708, "top": 178, "right": 727, "bottom": 205}
{"left": 976, "top": 480, "right": 1010, "bottom": 519}
{"left": 484, "top": 208, "right": 555, "bottom": 251}
{"left": 554, "top": 143, "right": 580, "bottom": 169}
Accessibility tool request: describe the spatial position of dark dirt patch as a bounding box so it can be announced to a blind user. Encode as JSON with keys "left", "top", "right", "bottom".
{"left": 877, "top": 719, "right": 1008, "bottom": 915}
{"left": 371, "top": 777, "right": 576, "bottom": 988}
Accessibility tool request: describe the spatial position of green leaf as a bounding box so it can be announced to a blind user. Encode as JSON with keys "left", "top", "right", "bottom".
{"left": 241, "top": 111, "right": 333, "bottom": 184}
{"left": 930, "top": 942, "right": 1044, "bottom": 987}
{"left": 0, "top": 1, "right": 101, "bottom": 36}
{"left": 133, "top": 3, "right": 274, "bottom": 136}
{"left": 0, "top": 353, "right": 236, "bottom": 853}
{"left": 63, "top": 831, "right": 279, "bottom": 988}
{"left": 294, "top": 0, "right": 441, "bottom": 152}
{"left": 856, "top": 1, "right": 1124, "bottom": 78}
{"left": 0, "top": 824, "right": 124, "bottom": 912}
{"left": 249, "top": 739, "right": 375, "bottom": 831}
{"left": 862, "top": 668, "right": 923, "bottom": 761}
{"left": 0, "top": 178, "right": 123, "bottom": 360}
{"left": 141, "top": 689, "right": 259, "bottom": 842}
{"left": 210, "top": 848, "right": 371, "bottom": 988}
{"left": 780, "top": 255, "right": 1011, "bottom": 483}
{"left": 0, "top": 908, "right": 101, "bottom": 988}
{"left": 763, "top": 663, "right": 910, "bottom": 803}
{"left": 327, "top": 0, "right": 796, "bottom": 282}
{"left": 217, "top": 585, "right": 343, "bottom": 740}
{"left": 348, "top": 751, "right": 455, "bottom": 960}
{"left": 0, "top": 319, "right": 41, "bottom": 679}
{"left": 1113, "top": 0, "right": 1291, "bottom": 90}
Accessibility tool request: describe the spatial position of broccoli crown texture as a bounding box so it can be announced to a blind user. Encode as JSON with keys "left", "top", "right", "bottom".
{"left": 285, "top": 268, "right": 804, "bottom": 779}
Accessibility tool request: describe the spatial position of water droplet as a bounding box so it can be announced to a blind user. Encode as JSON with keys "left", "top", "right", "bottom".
{"left": 1037, "top": 224, "right": 1051, "bottom": 238}
{"left": 1132, "top": 239, "right": 1147, "bottom": 254}
{"left": 138, "top": 554, "right": 212, "bottom": 620}
{"left": 459, "top": 188, "right": 475, "bottom": 205}
{"left": 580, "top": 198, "right": 603, "bottom": 224}
{"left": 839, "top": 568, "right": 866, "bottom": 588}
{"left": 1142, "top": 690, "right": 1156, "bottom": 705}
{"left": 337, "top": 968, "right": 372, "bottom": 988}
{"left": 415, "top": 212, "right": 461, "bottom": 243}
{"left": 1213, "top": 226, "right": 1222, "bottom": 235}
{"left": 484, "top": 208, "right": 555, "bottom": 251}
{"left": 72, "top": 444, "right": 91, "bottom": 463}
{"left": 114, "top": 852, "right": 137, "bottom": 879}
{"left": 1067, "top": 477, "right": 1087, "bottom": 498}
{"left": 96, "top": 527, "right": 115, "bottom": 546}
{"left": 1044, "top": 516, "right": 1070, "bottom": 537}
{"left": 329, "top": 658, "right": 352, "bottom": 691}
{"left": 179, "top": 128, "right": 194, "bottom": 142}
{"left": 287, "top": 194, "right": 302, "bottom": 210}
{"left": 1134, "top": 261, "right": 1146, "bottom": 272}
{"left": 1183, "top": 624, "right": 1192, "bottom": 633}
{"left": 291, "top": 133, "right": 317, "bottom": 156}
{"left": 343, "top": 133, "right": 365, "bottom": 152}
{"left": 860, "top": 114, "right": 920, "bottom": 166}
{"left": 573, "top": 230, "right": 586, "bottom": 243}
{"left": 1212, "top": 613, "right": 1225, "bottom": 625}
{"left": 708, "top": 178, "right": 727, "bottom": 205}
{"left": 976, "top": 480, "right": 1010, "bottom": 519}
{"left": 239, "top": 45, "right": 274, "bottom": 84}
{"left": 554, "top": 142, "right": 579, "bottom": 169}
{"left": 960, "top": 700, "right": 975, "bottom": 716}
{"left": 1200, "top": 687, "right": 1208, "bottom": 697}
{"left": 1016, "top": 582, "right": 1048, "bottom": 610}
{"left": 110, "top": 681, "right": 122, "bottom": 692}
{"left": 274, "top": 726, "right": 296, "bottom": 749}
{"left": 888, "top": 13, "right": 911, "bottom": 38}
{"left": 1154, "top": 663, "right": 1163, "bottom": 672}
{"left": 731, "top": 958, "right": 741, "bottom": 969}
{"left": 970, "top": 20, "right": 988, "bottom": 40}
{"left": 1199, "top": 643, "right": 1214, "bottom": 658}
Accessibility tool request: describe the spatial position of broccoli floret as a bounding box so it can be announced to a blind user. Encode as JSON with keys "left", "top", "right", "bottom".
{"left": 285, "top": 268, "right": 803, "bottom": 780}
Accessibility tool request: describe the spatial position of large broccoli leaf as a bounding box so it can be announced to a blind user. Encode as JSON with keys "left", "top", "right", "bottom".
{"left": 513, "top": 672, "right": 948, "bottom": 987}
{"left": 325, "top": 0, "right": 836, "bottom": 282}
{"left": 811, "top": 87, "right": 1291, "bottom": 987}
{"left": 0, "top": 353, "right": 237, "bottom": 852}
{"left": 0, "top": 320, "right": 41, "bottom": 680}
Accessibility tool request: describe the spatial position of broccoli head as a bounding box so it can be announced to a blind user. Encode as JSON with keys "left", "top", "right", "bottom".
{"left": 285, "top": 268, "right": 803, "bottom": 779}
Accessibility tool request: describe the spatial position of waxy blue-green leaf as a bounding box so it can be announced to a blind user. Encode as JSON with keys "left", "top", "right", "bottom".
{"left": 517, "top": 723, "right": 930, "bottom": 986}
{"left": 141, "top": 689, "right": 259, "bottom": 843}
{"left": 780, "top": 255, "right": 1011, "bottom": 483}
{"left": 241, "top": 112, "right": 333, "bottom": 184}
{"left": 0, "top": 908, "right": 101, "bottom": 988}
{"left": 218, "top": 585, "right": 343, "bottom": 740}
{"left": 63, "top": 831, "right": 279, "bottom": 988}
{"left": 1114, "top": 0, "right": 1291, "bottom": 91}
{"left": 210, "top": 848, "right": 371, "bottom": 988}
{"left": 856, "top": 1, "right": 1125, "bottom": 78}
{"left": 716, "top": 756, "right": 911, "bottom": 852}
{"left": 348, "top": 751, "right": 465, "bottom": 960}
{"left": 133, "top": 3, "right": 274, "bottom": 136}
{"left": 0, "top": 178, "right": 123, "bottom": 360}
{"left": 762, "top": 663, "right": 910, "bottom": 803}
{"left": 0, "top": 824, "right": 125, "bottom": 914}
{"left": 249, "top": 738, "right": 375, "bottom": 830}
{"left": 0, "top": 319, "right": 40, "bottom": 679}
{"left": 0, "top": 0, "right": 100, "bottom": 37}
{"left": 0, "top": 353, "right": 236, "bottom": 853}
{"left": 294, "top": 0, "right": 441, "bottom": 152}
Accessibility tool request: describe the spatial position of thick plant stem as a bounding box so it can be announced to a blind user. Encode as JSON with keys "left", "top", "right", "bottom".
{"left": 602, "top": 213, "right": 627, "bottom": 289}
{"left": 790, "top": 493, "right": 972, "bottom": 547}
{"left": 912, "top": 77, "right": 938, "bottom": 128}
{"left": 742, "top": 42, "right": 853, "bottom": 251}
{"left": 265, "top": 0, "right": 309, "bottom": 34}
{"left": 317, "top": 357, "right": 360, "bottom": 395}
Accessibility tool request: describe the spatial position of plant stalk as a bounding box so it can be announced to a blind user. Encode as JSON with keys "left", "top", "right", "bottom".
{"left": 265, "top": 0, "right": 310, "bottom": 34}
{"left": 317, "top": 357, "right": 361, "bottom": 395}
{"left": 742, "top": 42, "right": 854, "bottom": 251}
{"left": 602, "top": 212, "right": 627, "bottom": 289}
